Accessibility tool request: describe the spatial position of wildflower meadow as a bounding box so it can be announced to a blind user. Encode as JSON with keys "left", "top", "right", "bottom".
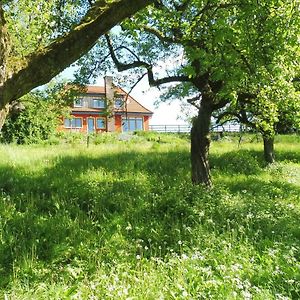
{"left": 0, "top": 133, "right": 299, "bottom": 299}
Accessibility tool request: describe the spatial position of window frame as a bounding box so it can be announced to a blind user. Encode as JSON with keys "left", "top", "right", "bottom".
{"left": 122, "top": 117, "right": 144, "bottom": 132}
{"left": 64, "top": 117, "right": 83, "bottom": 128}
{"left": 114, "top": 98, "right": 124, "bottom": 109}
{"left": 92, "top": 98, "right": 106, "bottom": 109}
{"left": 96, "top": 117, "right": 106, "bottom": 129}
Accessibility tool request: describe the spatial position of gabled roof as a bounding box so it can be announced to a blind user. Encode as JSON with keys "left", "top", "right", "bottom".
{"left": 72, "top": 85, "right": 153, "bottom": 115}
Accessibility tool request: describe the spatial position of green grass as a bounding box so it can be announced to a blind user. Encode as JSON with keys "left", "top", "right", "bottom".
{"left": 0, "top": 133, "right": 299, "bottom": 299}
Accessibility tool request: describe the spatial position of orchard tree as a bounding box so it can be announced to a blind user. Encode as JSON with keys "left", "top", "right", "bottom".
{"left": 0, "top": 0, "right": 154, "bottom": 128}
{"left": 216, "top": 79, "right": 300, "bottom": 162}
{"left": 78, "top": 0, "right": 299, "bottom": 186}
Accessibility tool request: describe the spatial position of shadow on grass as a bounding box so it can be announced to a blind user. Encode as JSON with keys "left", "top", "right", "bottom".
{"left": 275, "top": 148, "right": 300, "bottom": 163}
{"left": 0, "top": 146, "right": 299, "bottom": 287}
{"left": 210, "top": 149, "right": 265, "bottom": 175}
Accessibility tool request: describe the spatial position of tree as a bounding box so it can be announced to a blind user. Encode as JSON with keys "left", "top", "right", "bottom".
{"left": 80, "top": 0, "right": 299, "bottom": 186}
{"left": 215, "top": 79, "right": 300, "bottom": 163}
{"left": 0, "top": 0, "right": 154, "bottom": 129}
{"left": 1, "top": 80, "right": 77, "bottom": 144}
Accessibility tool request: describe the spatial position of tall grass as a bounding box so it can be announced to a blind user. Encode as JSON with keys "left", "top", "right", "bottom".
{"left": 0, "top": 133, "right": 299, "bottom": 299}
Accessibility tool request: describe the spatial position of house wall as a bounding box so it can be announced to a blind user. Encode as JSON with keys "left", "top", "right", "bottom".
{"left": 59, "top": 114, "right": 107, "bottom": 133}
{"left": 144, "top": 116, "right": 150, "bottom": 130}
{"left": 59, "top": 114, "right": 152, "bottom": 133}
{"left": 115, "top": 115, "right": 122, "bottom": 132}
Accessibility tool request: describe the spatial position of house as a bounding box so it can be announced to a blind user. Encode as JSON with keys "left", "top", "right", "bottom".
{"left": 59, "top": 77, "right": 153, "bottom": 133}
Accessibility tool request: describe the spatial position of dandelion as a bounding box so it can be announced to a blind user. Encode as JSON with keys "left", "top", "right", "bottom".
{"left": 246, "top": 213, "right": 254, "bottom": 219}
{"left": 125, "top": 223, "right": 132, "bottom": 231}
{"left": 107, "top": 284, "right": 115, "bottom": 292}
{"left": 182, "top": 290, "right": 188, "bottom": 297}
{"left": 232, "top": 291, "right": 238, "bottom": 298}
{"left": 251, "top": 286, "right": 261, "bottom": 293}
{"left": 198, "top": 211, "right": 205, "bottom": 217}
{"left": 231, "top": 263, "right": 243, "bottom": 272}
{"left": 216, "top": 264, "right": 226, "bottom": 272}
{"left": 275, "top": 294, "right": 290, "bottom": 300}
{"left": 181, "top": 253, "right": 188, "bottom": 260}
{"left": 178, "top": 240, "right": 182, "bottom": 245}
{"left": 242, "top": 290, "right": 252, "bottom": 300}
{"left": 136, "top": 255, "right": 141, "bottom": 260}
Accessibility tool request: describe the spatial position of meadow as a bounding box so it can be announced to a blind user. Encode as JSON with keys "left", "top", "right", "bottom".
{"left": 0, "top": 132, "right": 299, "bottom": 299}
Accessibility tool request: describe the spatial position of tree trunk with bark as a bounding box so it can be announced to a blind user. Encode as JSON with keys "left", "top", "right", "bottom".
{"left": 263, "top": 135, "right": 275, "bottom": 163}
{"left": 191, "top": 97, "right": 213, "bottom": 187}
{"left": 0, "top": 103, "right": 10, "bottom": 130}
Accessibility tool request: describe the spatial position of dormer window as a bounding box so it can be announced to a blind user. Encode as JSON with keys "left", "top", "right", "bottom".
{"left": 93, "top": 98, "right": 106, "bottom": 108}
{"left": 115, "top": 98, "right": 123, "bottom": 109}
{"left": 74, "top": 98, "right": 83, "bottom": 107}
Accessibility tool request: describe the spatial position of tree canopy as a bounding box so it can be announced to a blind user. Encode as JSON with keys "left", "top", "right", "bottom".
{"left": 77, "top": 0, "right": 300, "bottom": 185}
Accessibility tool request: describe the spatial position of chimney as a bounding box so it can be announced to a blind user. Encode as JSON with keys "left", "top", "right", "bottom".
{"left": 104, "top": 76, "right": 115, "bottom": 132}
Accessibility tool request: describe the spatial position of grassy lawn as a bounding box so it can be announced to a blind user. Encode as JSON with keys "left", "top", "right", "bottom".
{"left": 0, "top": 133, "right": 299, "bottom": 299}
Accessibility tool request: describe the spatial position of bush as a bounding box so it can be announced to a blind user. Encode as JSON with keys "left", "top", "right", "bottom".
{"left": 1, "top": 82, "right": 73, "bottom": 145}
{"left": 1, "top": 101, "right": 59, "bottom": 144}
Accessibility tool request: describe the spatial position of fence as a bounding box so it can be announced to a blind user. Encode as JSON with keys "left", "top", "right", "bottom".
{"left": 149, "top": 124, "right": 242, "bottom": 133}
{"left": 149, "top": 124, "right": 191, "bottom": 133}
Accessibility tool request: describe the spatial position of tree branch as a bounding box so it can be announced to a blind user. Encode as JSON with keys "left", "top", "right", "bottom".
{"left": 1, "top": 0, "right": 154, "bottom": 107}
{"left": 212, "top": 98, "right": 230, "bottom": 110}
{"left": 141, "top": 25, "right": 178, "bottom": 44}
{"left": 105, "top": 33, "right": 191, "bottom": 87}
{"left": 187, "top": 94, "right": 201, "bottom": 109}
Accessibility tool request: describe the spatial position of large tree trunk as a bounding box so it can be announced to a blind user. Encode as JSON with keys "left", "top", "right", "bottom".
{"left": 191, "top": 99, "right": 213, "bottom": 187}
{"left": 0, "top": 6, "right": 9, "bottom": 82}
{"left": 0, "top": 6, "right": 10, "bottom": 130}
{"left": 263, "top": 135, "right": 275, "bottom": 163}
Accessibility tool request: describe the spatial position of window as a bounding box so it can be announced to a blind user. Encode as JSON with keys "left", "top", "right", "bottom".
{"left": 64, "top": 118, "right": 82, "bottom": 128}
{"left": 122, "top": 117, "right": 143, "bottom": 132}
{"left": 114, "top": 98, "right": 123, "bottom": 109}
{"left": 93, "top": 98, "right": 106, "bottom": 108}
{"left": 96, "top": 117, "right": 106, "bottom": 129}
{"left": 74, "top": 98, "right": 83, "bottom": 107}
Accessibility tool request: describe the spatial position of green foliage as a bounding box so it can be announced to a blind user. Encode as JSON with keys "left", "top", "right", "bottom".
{"left": 276, "top": 87, "right": 300, "bottom": 134}
{"left": 4, "top": 0, "right": 88, "bottom": 59}
{"left": 0, "top": 134, "right": 299, "bottom": 298}
{"left": 1, "top": 81, "right": 74, "bottom": 144}
{"left": 1, "top": 100, "right": 57, "bottom": 144}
